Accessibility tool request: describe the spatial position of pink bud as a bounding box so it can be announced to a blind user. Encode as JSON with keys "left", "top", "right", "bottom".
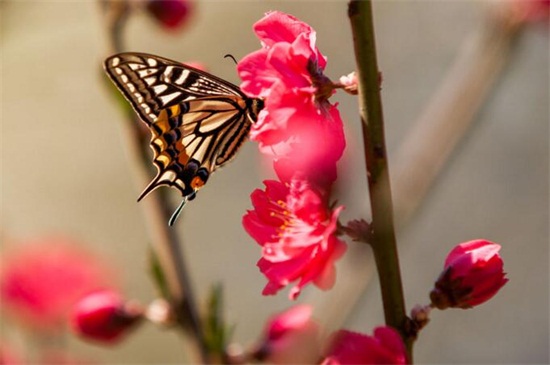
{"left": 71, "top": 290, "right": 143, "bottom": 344}
{"left": 254, "top": 305, "right": 320, "bottom": 364}
{"left": 323, "top": 327, "right": 406, "bottom": 365}
{"left": 430, "top": 239, "right": 508, "bottom": 309}
{"left": 146, "top": 0, "right": 194, "bottom": 30}
{"left": 338, "top": 72, "right": 358, "bottom": 95}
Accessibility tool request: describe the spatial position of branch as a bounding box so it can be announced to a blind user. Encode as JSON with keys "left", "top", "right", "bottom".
{"left": 312, "top": 4, "right": 520, "bottom": 358}
{"left": 99, "top": 1, "right": 207, "bottom": 362}
{"left": 348, "top": 0, "right": 410, "bottom": 359}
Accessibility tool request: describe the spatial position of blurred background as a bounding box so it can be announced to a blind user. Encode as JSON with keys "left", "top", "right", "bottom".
{"left": 1, "top": 0, "right": 548, "bottom": 363}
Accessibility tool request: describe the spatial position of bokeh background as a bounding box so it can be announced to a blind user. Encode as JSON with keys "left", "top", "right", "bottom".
{"left": 2, "top": 0, "right": 548, "bottom": 363}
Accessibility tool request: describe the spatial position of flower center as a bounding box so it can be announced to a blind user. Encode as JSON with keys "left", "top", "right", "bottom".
{"left": 307, "top": 59, "right": 335, "bottom": 104}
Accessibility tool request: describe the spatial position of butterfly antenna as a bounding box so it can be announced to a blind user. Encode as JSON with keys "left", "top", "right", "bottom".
{"left": 168, "top": 198, "right": 187, "bottom": 226}
{"left": 224, "top": 54, "right": 238, "bottom": 65}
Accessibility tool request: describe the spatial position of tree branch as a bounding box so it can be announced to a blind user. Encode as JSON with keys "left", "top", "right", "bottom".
{"left": 348, "top": 0, "right": 410, "bottom": 359}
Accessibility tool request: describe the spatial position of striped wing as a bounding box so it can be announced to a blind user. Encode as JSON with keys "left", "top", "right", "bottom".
{"left": 103, "top": 52, "right": 256, "bottom": 202}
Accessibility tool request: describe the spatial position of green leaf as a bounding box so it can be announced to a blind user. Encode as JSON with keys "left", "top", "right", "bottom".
{"left": 204, "top": 283, "right": 232, "bottom": 357}
{"left": 148, "top": 247, "right": 171, "bottom": 300}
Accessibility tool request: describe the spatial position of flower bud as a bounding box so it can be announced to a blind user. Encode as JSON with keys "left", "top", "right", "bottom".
{"left": 71, "top": 290, "right": 143, "bottom": 344}
{"left": 338, "top": 72, "right": 358, "bottom": 95}
{"left": 145, "top": 298, "right": 174, "bottom": 326}
{"left": 408, "top": 304, "right": 431, "bottom": 339}
{"left": 146, "top": 0, "right": 194, "bottom": 30}
{"left": 430, "top": 239, "right": 508, "bottom": 309}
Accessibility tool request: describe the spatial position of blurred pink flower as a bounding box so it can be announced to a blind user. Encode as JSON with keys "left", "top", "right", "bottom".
{"left": 268, "top": 103, "right": 345, "bottom": 187}
{"left": 146, "top": 0, "right": 194, "bottom": 30}
{"left": 242, "top": 178, "right": 346, "bottom": 299}
{"left": 0, "top": 344, "right": 21, "bottom": 365}
{"left": 508, "top": 0, "right": 549, "bottom": 24}
{"left": 71, "top": 290, "right": 143, "bottom": 344}
{"left": 0, "top": 237, "right": 116, "bottom": 332}
{"left": 323, "top": 327, "right": 406, "bottom": 365}
{"left": 430, "top": 239, "right": 508, "bottom": 309}
{"left": 254, "top": 305, "right": 320, "bottom": 364}
{"left": 238, "top": 11, "right": 345, "bottom": 184}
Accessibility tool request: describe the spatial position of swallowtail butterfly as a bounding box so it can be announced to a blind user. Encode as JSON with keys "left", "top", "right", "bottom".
{"left": 104, "top": 53, "right": 263, "bottom": 225}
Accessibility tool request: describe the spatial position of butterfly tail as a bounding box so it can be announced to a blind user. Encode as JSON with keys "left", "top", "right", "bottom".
{"left": 137, "top": 175, "right": 163, "bottom": 202}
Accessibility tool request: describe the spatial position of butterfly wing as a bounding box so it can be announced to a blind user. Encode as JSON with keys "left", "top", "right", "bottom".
{"left": 103, "top": 52, "right": 257, "bottom": 201}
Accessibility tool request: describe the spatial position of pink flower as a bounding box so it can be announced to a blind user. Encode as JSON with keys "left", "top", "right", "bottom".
{"left": 0, "top": 237, "right": 115, "bottom": 332}
{"left": 430, "top": 239, "right": 508, "bottom": 309}
{"left": 506, "top": 0, "right": 550, "bottom": 24}
{"left": 146, "top": 0, "right": 194, "bottom": 30}
{"left": 243, "top": 178, "right": 346, "bottom": 299}
{"left": 0, "top": 344, "right": 21, "bottom": 365}
{"left": 71, "top": 290, "right": 143, "bottom": 344}
{"left": 253, "top": 305, "right": 320, "bottom": 364}
{"left": 323, "top": 327, "right": 406, "bottom": 365}
{"left": 238, "top": 11, "right": 345, "bottom": 183}
{"left": 268, "top": 103, "right": 345, "bottom": 187}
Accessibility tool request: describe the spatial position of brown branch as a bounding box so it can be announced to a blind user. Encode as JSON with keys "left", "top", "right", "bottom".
{"left": 348, "top": 0, "right": 410, "bottom": 359}
{"left": 311, "top": 4, "right": 520, "bottom": 358}
{"left": 99, "top": 1, "right": 207, "bottom": 362}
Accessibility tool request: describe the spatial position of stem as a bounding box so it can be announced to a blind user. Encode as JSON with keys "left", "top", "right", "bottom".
{"left": 313, "top": 2, "right": 520, "bottom": 356}
{"left": 348, "top": 0, "right": 410, "bottom": 360}
{"left": 121, "top": 117, "right": 207, "bottom": 362}
{"left": 99, "top": 1, "right": 207, "bottom": 362}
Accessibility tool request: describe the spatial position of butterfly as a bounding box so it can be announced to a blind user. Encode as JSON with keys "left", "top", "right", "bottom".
{"left": 104, "top": 53, "right": 263, "bottom": 225}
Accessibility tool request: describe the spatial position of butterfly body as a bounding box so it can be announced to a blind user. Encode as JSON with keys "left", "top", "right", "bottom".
{"left": 103, "top": 53, "right": 263, "bottom": 213}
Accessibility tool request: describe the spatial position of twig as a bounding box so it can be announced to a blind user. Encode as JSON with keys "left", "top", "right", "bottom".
{"left": 99, "top": 1, "right": 207, "bottom": 362}
{"left": 348, "top": 0, "right": 410, "bottom": 359}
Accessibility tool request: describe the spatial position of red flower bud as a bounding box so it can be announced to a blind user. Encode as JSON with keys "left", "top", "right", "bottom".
{"left": 146, "top": 0, "right": 194, "bottom": 30}
{"left": 430, "top": 239, "right": 508, "bottom": 309}
{"left": 71, "top": 290, "right": 143, "bottom": 344}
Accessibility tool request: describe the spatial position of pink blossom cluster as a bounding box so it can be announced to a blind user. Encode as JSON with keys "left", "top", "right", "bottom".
{"left": 254, "top": 305, "right": 406, "bottom": 365}
{"left": 239, "top": 11, "right": 348, "bottom": 299}
{"left": 238, "top": 11, "right": 345, "bottom": 186}
{"left": 253, "top": 238, "right": 508, "bottom": 364}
